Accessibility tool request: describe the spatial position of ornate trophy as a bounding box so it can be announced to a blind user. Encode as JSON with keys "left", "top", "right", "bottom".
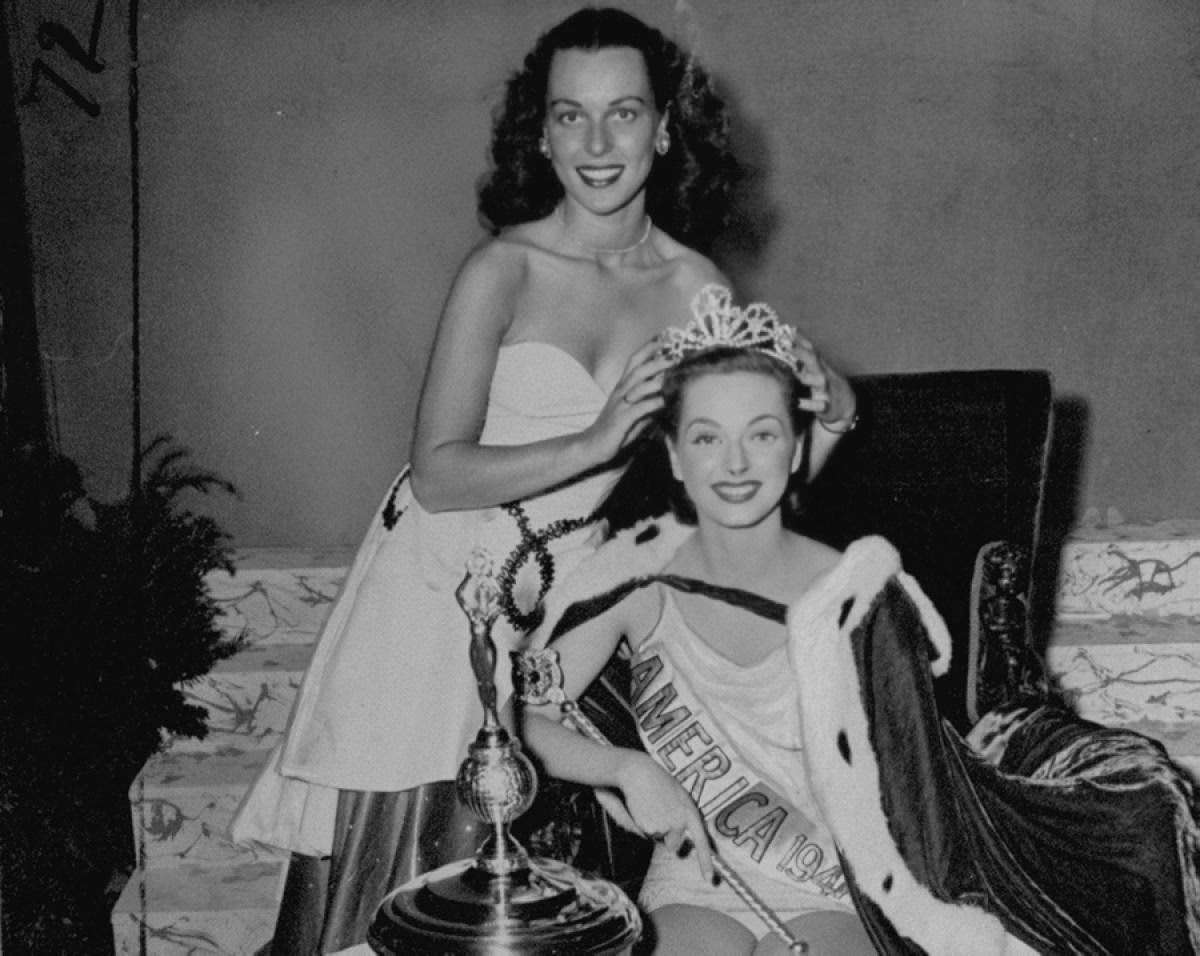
{"left": 367, "top": 549, "right": 642, "bottom": 955}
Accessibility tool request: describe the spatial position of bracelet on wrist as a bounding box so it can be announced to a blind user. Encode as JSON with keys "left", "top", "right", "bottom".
{"left": 817, "top": 412, "right": 859, "bottom": 435}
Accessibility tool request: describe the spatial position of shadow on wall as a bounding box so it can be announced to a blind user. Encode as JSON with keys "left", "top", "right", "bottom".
{"left": 1031, "top": 394, "right": 1090, "bottom": 650}
{"left": 711, "top": 81, "right": 778, "bottom": 294}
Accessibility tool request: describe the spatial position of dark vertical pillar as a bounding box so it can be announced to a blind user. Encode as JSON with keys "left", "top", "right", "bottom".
{"left": 0, "top": 4, "right": 52, "bottom": 566}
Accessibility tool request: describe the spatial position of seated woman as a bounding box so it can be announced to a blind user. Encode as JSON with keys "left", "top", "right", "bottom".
{"left": 518, "top": 286, "right": 1200, "bottom": 955}
{"left": 519, "top": 287, "right": 877, "bottom": 954}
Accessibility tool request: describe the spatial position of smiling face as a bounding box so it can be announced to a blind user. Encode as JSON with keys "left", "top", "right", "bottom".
{"left": 544, "top": 46, "right": 665, "bottom": 219}
{"left": 666, "top": 370, "right": 805, "bottom": 530}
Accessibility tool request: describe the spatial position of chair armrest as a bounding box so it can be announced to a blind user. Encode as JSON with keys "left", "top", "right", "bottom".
{"left": 966, "top": 540, "right": 1050, "bottom": 724}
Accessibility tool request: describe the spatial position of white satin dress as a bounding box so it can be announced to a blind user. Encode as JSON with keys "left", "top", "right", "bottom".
{"left": 231, "top": 342, "right": 622, "bottom": 856}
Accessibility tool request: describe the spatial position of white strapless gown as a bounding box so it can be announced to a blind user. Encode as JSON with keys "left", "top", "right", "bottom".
{"left": 231, "top": 343, "right": 619, "bottom": 855}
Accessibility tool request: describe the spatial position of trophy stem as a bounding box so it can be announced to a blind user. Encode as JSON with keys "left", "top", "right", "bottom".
{"left": 468, "top": 617, "right": 502, "bottom": 733}
{"left": 473, "top": 824, "right": 530, "bottom": 877}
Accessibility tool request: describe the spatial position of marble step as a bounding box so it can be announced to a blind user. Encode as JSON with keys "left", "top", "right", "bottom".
{"left": 131, "top": 743, "right": 281, "bottom": 870}
{"left": 1050, "top": 613, "right": 1200, "bottom": 646}
{"left": 208, "top": 555, "right": 348, "bottom": 648}
{"left": 1055, "top": 523, "right": 1200, "bottom": 619}
{"left": 169, "top": 552, "right": 344, "bottom": 754}
{"left": 1046, "top": 606, "right": 1200, "bottom": 784}
{"left": 1046, "top": 615, "right": 1200, "bottom": 727}
{"left": 202, "top": 529, "right": 1200, "bottom": 638}
{"left": 111, "top": 859, "right": 285, "bottom": 955}
{"left": 173, "top": 642, "right": 314, "bottom": 753}
{"left": 203, "top": 530, "right": 1200, "bottom": 649}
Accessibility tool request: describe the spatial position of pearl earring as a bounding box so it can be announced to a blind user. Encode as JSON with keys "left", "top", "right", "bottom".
{"left": 539, "top": 136, "right": 551, "bottom": 159}
{"left": 656, "top": 132, "right": 670, "bottom": 156}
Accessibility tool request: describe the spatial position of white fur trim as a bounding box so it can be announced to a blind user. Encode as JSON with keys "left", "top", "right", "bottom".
{"left": 897, "top": 570, "right": 953, "bottom": 678}
{"left": 534, "top": 516, "right": 693, "bottom": 649}
{"left": 789, "top": 536, "right": 951, "bottom": 676}
{"left": 788, "top": 536, "right": 1034, "bottom": 954}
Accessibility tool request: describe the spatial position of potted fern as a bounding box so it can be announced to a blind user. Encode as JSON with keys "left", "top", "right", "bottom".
{"left": 0, "top": 436, "right": 242, "bottom": 951}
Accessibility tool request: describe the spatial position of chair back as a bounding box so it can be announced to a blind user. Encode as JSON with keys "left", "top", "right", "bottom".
{"left": 799, "top": 369, "right": 1053, "bottom": 729}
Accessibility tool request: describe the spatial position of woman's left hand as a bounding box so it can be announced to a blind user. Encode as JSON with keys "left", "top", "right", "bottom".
{"left": 792, "top": 335, "right": 856, "bottom": 427}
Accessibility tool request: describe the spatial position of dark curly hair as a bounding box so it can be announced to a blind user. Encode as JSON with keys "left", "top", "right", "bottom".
{"left": 477, "top": 7, "right": 741, "bottom": 252}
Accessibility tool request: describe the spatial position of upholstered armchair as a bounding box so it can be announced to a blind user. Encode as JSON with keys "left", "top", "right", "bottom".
{"left": 521, "top": 367, "right": 1058, "bottom": 871}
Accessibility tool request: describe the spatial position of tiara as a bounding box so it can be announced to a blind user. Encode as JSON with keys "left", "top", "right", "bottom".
{"left": 657, "top": 284, "right": 799, "bottom": 374}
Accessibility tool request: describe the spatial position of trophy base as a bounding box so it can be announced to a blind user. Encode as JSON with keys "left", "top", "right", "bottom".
{"left": 367, "top": 855, "right": 641, "bottom": 955}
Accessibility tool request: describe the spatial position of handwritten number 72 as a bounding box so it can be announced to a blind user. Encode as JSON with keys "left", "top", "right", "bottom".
{"left": 21, "top": 1, "right": 107, "bottom": 117}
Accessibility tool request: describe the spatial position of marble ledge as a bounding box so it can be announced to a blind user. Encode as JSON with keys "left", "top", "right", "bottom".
{"left": 211, "top": 522, "right": 1200, "bottom": 649}
{"left": 1050, "top": 614, "right": 1200, "bottom": 648}
{"left": 1046, "top": 641, "right": 1200, "bottom": 727}
{"left": 131, "top": 745, "right": 282, "bottom": 870}
{"left": 170, "top": 643, "right": 312, "bottom": 752}
{"left": 1056, "top": 533, "right": 1200, "bottom": 619}
{"left": 112, "top": 860, "right": 283, "bottom": 955}
{"left": 231, "top": 546, "right": 355, "bottom": 570}
{"left": 208, "top": 565, "right": 346, "bottom": 647}
{"left": 1064, "top": 518, "right": 1200, "bottom": 543}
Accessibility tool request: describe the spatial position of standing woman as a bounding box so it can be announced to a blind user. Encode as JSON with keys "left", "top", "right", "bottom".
{"left": 231, "top": 7, "right": 857, "bottom": 953}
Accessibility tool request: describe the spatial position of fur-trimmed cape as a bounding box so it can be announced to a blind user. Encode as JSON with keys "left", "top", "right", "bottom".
{"left": 528, "top": 516, "right": 1200, "bottom": 954}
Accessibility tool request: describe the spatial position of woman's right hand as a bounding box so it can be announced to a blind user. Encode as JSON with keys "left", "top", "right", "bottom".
{"left": 616, "top": 751, "right": 715, "bottom": 885}
{"left": 579, "top": 339, "right": 673, "bottom": 464}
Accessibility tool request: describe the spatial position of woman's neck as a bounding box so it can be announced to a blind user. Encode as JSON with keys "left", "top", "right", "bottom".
{"left": 688, "top": 516, "right": 792, "bottom": 593}
{"left": 556, "top": 203, "right": 651, "bottom": 258}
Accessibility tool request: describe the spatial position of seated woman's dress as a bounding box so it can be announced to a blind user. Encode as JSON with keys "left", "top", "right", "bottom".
{"left": 230, "top": 343, "right": 623, "bottom": 931}
{"left": 632, "top": 588, "right": 853, "bottom": 937}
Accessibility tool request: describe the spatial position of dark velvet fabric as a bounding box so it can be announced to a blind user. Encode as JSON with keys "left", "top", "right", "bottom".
{"left": 847, "top": 580, "right": 1199, "bottom": 955}
{"left": 977, "top": 706, "right": 1199, "bottom": 954}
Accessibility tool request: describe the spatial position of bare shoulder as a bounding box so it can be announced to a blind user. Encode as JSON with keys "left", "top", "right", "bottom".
{"left": 437, "top": 233, "right": 534, "bottom": 339}
{"left": 453, "top": 232, "right": 531, "bottom": 290}
{"left": 784, "top": 533, "right": 844, "bottom": 598}
{"left": 455, "top": 218, "right": 590, "bottom": 301}
{"left": 643, "top": 234, "right": 729, "bottom": 326}
{"left": 654, "top": 232, "right": 727, "bottom": 291}
{"left": 794, "top": 533, "right": 842, "bottom": 567}
{"left": 612, "top": 581, "right": 667, "bottom": 652}
{"left": 549, "top": 579, "right": 663, "bottom": 673}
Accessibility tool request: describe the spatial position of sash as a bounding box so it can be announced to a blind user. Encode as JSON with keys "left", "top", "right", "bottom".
{"left": 630, "top": 641, "right": 849, "bottom": 903}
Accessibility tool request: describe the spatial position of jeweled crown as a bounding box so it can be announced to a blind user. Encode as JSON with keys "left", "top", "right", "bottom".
{"left": 657, "top": 284, "right": 798, "bottom": 374}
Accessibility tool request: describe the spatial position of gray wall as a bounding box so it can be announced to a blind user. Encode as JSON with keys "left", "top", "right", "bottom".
{"left": 10, "top": 0, "right": 1200, "bottom": 547}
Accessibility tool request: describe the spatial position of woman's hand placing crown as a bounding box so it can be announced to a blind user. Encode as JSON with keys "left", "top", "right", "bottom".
{"left": 792, "top": 334, "right": 858, "bottom": 432}
{"left": 580, "top": 339, "right": 674, "bottom": 465}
